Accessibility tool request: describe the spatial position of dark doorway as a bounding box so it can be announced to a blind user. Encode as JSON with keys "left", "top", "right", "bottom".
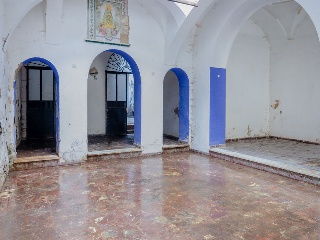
{"left": 26, "top": 65, "right": 56, "bottom": 140}
{"left": 105, "top": 53, "right": 133, "bottom": 136}
{"left": 106, "top": 72, "right": 129, "bottom": 135}
{"left": 88, "top": 52, "right": 136, "bottom": 152}
{"left": 15, "top": 60, "right": 57, "bottom": 159}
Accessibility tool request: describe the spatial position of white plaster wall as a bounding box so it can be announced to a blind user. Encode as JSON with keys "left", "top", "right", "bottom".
{"left": 163, "top": 71, "right": 179, "bottom": 138}
{"left": 226, "top": 19, "right": 270, "bottom": 139}
{"left": 0, "top": 0, "right": 8, "bottom": 188}
{"left": 87, "top": 51, "right": 112, "bottom": 135}
{"left": 6, "top": 0, "right": 167, "bottom": 161}
{"left": 0, "top": 0, "right": 15, "bottom": 188}
{"left": 190, "top": 11, "right": 217, "bottom": 153}
{"left": 269, "top": 16, "right": 320, "bottom": 143}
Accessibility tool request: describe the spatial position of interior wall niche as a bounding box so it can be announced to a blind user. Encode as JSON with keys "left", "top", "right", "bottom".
{"left": 163, "top": 70, "right": 179, "bottom": 139}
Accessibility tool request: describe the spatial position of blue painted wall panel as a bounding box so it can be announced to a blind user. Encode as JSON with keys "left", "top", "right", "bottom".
{"left": 210, "top": 67, "right": 226, "bottom": 146}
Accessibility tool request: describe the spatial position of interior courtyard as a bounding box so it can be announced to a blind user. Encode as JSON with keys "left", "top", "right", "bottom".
{"left": 0, "top": 0, "right": 319, "bottom": 239}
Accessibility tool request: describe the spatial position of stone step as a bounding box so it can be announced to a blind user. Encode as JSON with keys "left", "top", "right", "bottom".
{"left": 163, "top": 144, "right": 190, "bottom": 154}
{"left": 88, "top": 147, "right": 142, "bottom": 161}
{"left": 13, "top": 155, "right": 59, "bottom": 171}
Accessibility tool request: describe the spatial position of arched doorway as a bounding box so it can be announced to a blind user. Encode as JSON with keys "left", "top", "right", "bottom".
{"left": 15, "top": 57, "right": 59, "bottom": 156}
{"left": 87, "top": 50, "right": 141, "bottom": 152}
{"left": 105, "top": 53, "right": 134, "bottom": 136}
{"left": 208, "top": 1, "right": 320, "bottom": 178}
{"left": 163, "top": 68, "right": 189, "bottom": 147}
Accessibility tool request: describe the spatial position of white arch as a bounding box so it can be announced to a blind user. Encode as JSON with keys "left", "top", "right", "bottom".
{"left": 167, "top": 0, "right": 320, "bottom": 65}
{"left": 164, "top": 0, "right": 221, "bottom": 64}
{"left": 4, "top": 0, "right": 185, "bottom": 58}
{"left": 194, "top": 0, "right": 320, "bottom": 68}
{"left": 295, "top": 0, "right": 320, "bottom": 40}
{"left": 3, "top": 0, "right": 42, "bottom": 47}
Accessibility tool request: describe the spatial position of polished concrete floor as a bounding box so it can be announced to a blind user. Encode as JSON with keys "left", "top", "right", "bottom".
{"left": 214, "top": 138, "right": 320, "bottom": 179}
{"left": 1, "top": 153, "right": 319, "bottom": 240}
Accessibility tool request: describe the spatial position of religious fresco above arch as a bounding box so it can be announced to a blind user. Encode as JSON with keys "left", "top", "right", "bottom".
{"left": 87, "top": 0, "right": 130, "bottom": 45}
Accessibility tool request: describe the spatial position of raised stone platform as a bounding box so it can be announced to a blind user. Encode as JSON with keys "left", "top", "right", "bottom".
{"left": 13, "top": 154, "right": 59, "bottom": 171}
{"left": 210, "top": 138, "right": 320, "bottom": 186}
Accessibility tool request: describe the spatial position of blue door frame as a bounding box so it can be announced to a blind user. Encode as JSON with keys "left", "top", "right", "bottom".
{"left": 106, "top": 49, "right": 141, "bottom": 145}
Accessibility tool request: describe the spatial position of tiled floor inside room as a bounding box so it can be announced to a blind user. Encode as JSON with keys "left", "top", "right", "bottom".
{"left": 88, "top": 134, "right": 136, "bottom": 152}
{"left": 1, "top": 152, "right": 319, "bottom": 240}
{"left": 16, "top": 140, "right": 57, "bottom": 158}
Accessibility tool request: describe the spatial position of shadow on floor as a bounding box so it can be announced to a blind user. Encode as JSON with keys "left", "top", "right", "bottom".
{"left": 17, "top": 140, "right": 56, "bottom": 158}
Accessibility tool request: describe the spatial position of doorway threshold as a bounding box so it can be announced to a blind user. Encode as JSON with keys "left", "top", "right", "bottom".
{"left": 163, "top": 136, "right": 190, "bottom": 153}
{"left": 163, "top": 143, "right": 190, "bottom": 154}
{"left": 88, "top": 147, "right": 142, "bottom": 161}
{"left": 13, "top": 154, "right": 59, "bottom": 171}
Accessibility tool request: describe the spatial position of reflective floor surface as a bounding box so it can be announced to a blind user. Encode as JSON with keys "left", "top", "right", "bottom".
{"left": 1, "top": 152, "right": 319, "bottom": 240}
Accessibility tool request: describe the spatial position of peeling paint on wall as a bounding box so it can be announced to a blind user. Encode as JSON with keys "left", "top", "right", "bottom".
{"left": 272, "top": 100, "right": 280, "bottom": 109}
{"left": 0, "top": 49, "right": 10, "bottom": 190}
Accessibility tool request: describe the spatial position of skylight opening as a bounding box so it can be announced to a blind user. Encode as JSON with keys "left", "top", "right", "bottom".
{"left": 168, "top": 0, "right": 198, "bottom": 16}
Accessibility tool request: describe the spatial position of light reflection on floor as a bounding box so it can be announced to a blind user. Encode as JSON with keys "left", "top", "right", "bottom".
{"left": 1, "top": 152, "right": 319, "bottom": 239}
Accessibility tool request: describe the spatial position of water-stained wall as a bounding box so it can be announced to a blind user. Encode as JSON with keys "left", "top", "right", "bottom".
{"left": 226, "top": 19, "right": 270, "bottom": 140}
{"left": 269, "top": 12, "right": 320, "bottom": 143}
